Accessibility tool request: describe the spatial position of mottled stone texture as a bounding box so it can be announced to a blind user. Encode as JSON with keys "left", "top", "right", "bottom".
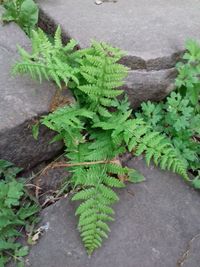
{"left": 0, "top": 7, "right": 72, "bottom": 169}
{"left": 25, "top": 157, "right": 200, "bottom": 267}
{"left": 37, "top": 0, "right": 200, "bottom": 107}
{"left": 123, "top": 68, "right": 176, "bottom": 108}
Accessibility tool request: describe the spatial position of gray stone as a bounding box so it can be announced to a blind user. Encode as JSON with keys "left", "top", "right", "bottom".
{"left": 36, "top": 0, "right": 200, "bottom": 107}
{"left": 123, "top": 68, "right": 176, "bottom": 108}
{"left": 33, "top": 165, "right": 70, "bottom": 194}
{"left": 0, "top": 7, "right": 72, "bottom": 169}
{"left": 26, "top": 157, "right": 200, "bottom": 267}
{"left": 178, "top": 235, "right": 200, "bottom": 267}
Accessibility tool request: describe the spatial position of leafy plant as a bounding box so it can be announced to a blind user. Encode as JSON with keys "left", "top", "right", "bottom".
{"left": 13, "top": 27, "right": 189, "bottom": 255}
{"left": 1, "top": 0, "right": 38, "bottom": 36}
{"left": 192, "top": 170, "right": 200, "bottom": 189}
{"left": 136, "top": 40, "right": 200, "bottom": 185}
{"left": 136, "top": 93, "right": 200, "bottom": 171}
{"left": 13, "top": 28, "right": 80, "bottom": 87}
{"left": 176, "top": 40, "right": 200, "bottom": 108}
{"left": 0, "top": 160, "right": 40, "bottom": 267}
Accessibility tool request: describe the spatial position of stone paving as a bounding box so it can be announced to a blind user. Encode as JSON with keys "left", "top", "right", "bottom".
{"left": 25, "top": 157, "right": 200, "bottom": 267}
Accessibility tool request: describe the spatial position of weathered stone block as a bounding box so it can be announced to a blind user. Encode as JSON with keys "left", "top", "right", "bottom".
{"left": 123, "top": 68, "right": 176, "bottom": 108}
{"left": 0, "top": 7, "right": 72, "bottom": 169}
{"left": 25, "top": 157, "right": 200, "bottom": 267}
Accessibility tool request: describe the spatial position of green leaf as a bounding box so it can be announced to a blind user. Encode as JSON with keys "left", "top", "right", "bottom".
{"left": 128, "top": 170, "right": 146, "bottom": 183}
{"left": 0, "top": 160, "right": 13, "bottom": 171}
{"left": 2, "top": 0, "right": 38, "bottom": 36}
{"left": 20, "top": 0, "right": 38, "bottom": 27}
{"left": 0, "top": 241, "right": 19, "bottom": 250}
{"left": 192, "top": 176, "right": 200, "bottom": 189}
{"left": 32, "top": 123, "right": 39, "bottom": 140}
{"left": 15, "top": 246, "right": 29, "bottom": 257}
{"left": 18, "top": 204, "right": 40, "bottom": 220}
{"left": 17, "top": 262, "right": 25, "bottom": 267}
{"left": 0, "top": 160, "right": 39, "bottom": 262}
{"left": 5, "top": 180, "right": 24, "bottom": 207}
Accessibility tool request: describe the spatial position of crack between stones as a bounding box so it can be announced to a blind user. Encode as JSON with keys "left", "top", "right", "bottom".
{"left": 176, "top": 233, "right": 200, "bottom": 267}
{"left": 37, "top": 8, "right": 184, "bottom": 73}
{"left": 120, "top": 51, "right": 185, "bottom": 72}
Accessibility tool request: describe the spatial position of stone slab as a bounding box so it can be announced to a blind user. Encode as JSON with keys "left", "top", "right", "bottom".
{"left": 0, "top": 7, "right": 72, "bottom": 169}
{"left": 26, "top": 157, "right": 200, "bottom": 267}
{"left": 37, "top": 0, "right": 200, "bottom": 68}
{"left": 124, "top": 68, "right": 176, "bottom": 107}
{"left": 36, "top": 0, "right": 200, "bottom": 107}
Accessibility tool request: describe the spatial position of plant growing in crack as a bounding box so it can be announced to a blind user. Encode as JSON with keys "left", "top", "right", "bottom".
{"left": 13, "top": 26, "right": 190, "bottom": 255}
{"left": 136, "top": 40, "right": 200, "bottom": 188}
{"left": 0, "top": 160, "right": 40, "bottom": 267}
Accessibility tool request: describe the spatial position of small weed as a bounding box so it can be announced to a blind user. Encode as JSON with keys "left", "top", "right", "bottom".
{"left": 0, "top": 160, "right": 40, "bottom": 267}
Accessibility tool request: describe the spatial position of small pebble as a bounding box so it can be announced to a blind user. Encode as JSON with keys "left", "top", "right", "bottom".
{"left": 95, "top": 0, "right": 103, "bottom": 5}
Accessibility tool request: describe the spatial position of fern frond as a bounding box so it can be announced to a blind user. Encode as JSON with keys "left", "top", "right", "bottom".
{"left": 123, "top": 122, "right": 189, "bottom": 181}
{"left": 41, "top": 104, "right": 94, "bottom": 147}
{"left": 41, "top": 104, "right": 94, "bottom": 130}
{"left": 13, "top": 27, "right": 80, "bottom": 88}
{"left": 92, "top": 103, "right": 189, "bottom": 180}
{"left": 86, "top": 131, "right": 125, "bottom": 161}
{"left": 71, "top": 164, "right": 125, "bottom": 255}
{"left": 78, "top": 41, "right": 128, "bottom": 114}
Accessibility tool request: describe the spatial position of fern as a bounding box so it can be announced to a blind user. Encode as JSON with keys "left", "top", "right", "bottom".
{"left": 66, "top": 134, "right": 129, "bottom": 255}
{"left": 71, "top": 164, "right": 125, "bottom": 255}
{"left": 93, "top": 101, "right": 189, "bottom": 181}
{"left": 41, "top": 103, "right": 94, "bottom": 148}
{"left": 78, "top": 41, "right": 128, "bottom": 106}
{"left": 13, "top": 27, "right": 80, "bottom": 88}
{"left": 13, "top": 27, "right": 190, "bottom": 255}
{"left": 64, "top": 41, "right": 129, "bottom": 116}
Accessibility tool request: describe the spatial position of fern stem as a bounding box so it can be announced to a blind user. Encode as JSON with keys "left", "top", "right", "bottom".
{"left": 40, "top": 159, "right": 119, "bottom": 176}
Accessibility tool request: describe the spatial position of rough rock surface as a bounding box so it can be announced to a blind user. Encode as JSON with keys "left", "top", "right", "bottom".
{"left": 26, "top": 157, "right": 200, "bottom": 267}
{"left": 124, "top": 68, "right": 176, "bottom": 108}
{"left": 37, "top": 0, "right": 200, "bottom": 107}
{"left": 0, "top": 7, "right": 72, "bottom": 169}
{"left": 33, "top": 165, "right": 70, "bottom": 194}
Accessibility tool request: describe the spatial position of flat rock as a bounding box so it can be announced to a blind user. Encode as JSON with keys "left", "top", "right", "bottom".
{"left": 26, "top": 157, "right": 200, "bottom": 267}
{"left": 37, "top": 0, "right": 200, "bottom": 107}
{"left": 0, "top": 7, "right": 73, "bottom": 170}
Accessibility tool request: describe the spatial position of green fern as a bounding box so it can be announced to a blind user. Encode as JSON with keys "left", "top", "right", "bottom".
{"left": 79, "top": 41, "right": 128, "bottom": 119}
{"left": 66, "top": 134, "right": 130, "bottom": 255}
{"left": 13, "top": 27, "right": 80, "bottom": 88}
{"left": 41, "top": 103, "right": 94, "bottom": 147}
{"left": 13, "top": 27, "right": 190, "bottom": 255}
{"left": 78, "top": 41, "right": 128, "bottom": 102}
{"left": 93, "top": 100, "right": 189, "bottom": 181}
{"left": 71, "top": 164, "right": 126, "bottom": 255}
